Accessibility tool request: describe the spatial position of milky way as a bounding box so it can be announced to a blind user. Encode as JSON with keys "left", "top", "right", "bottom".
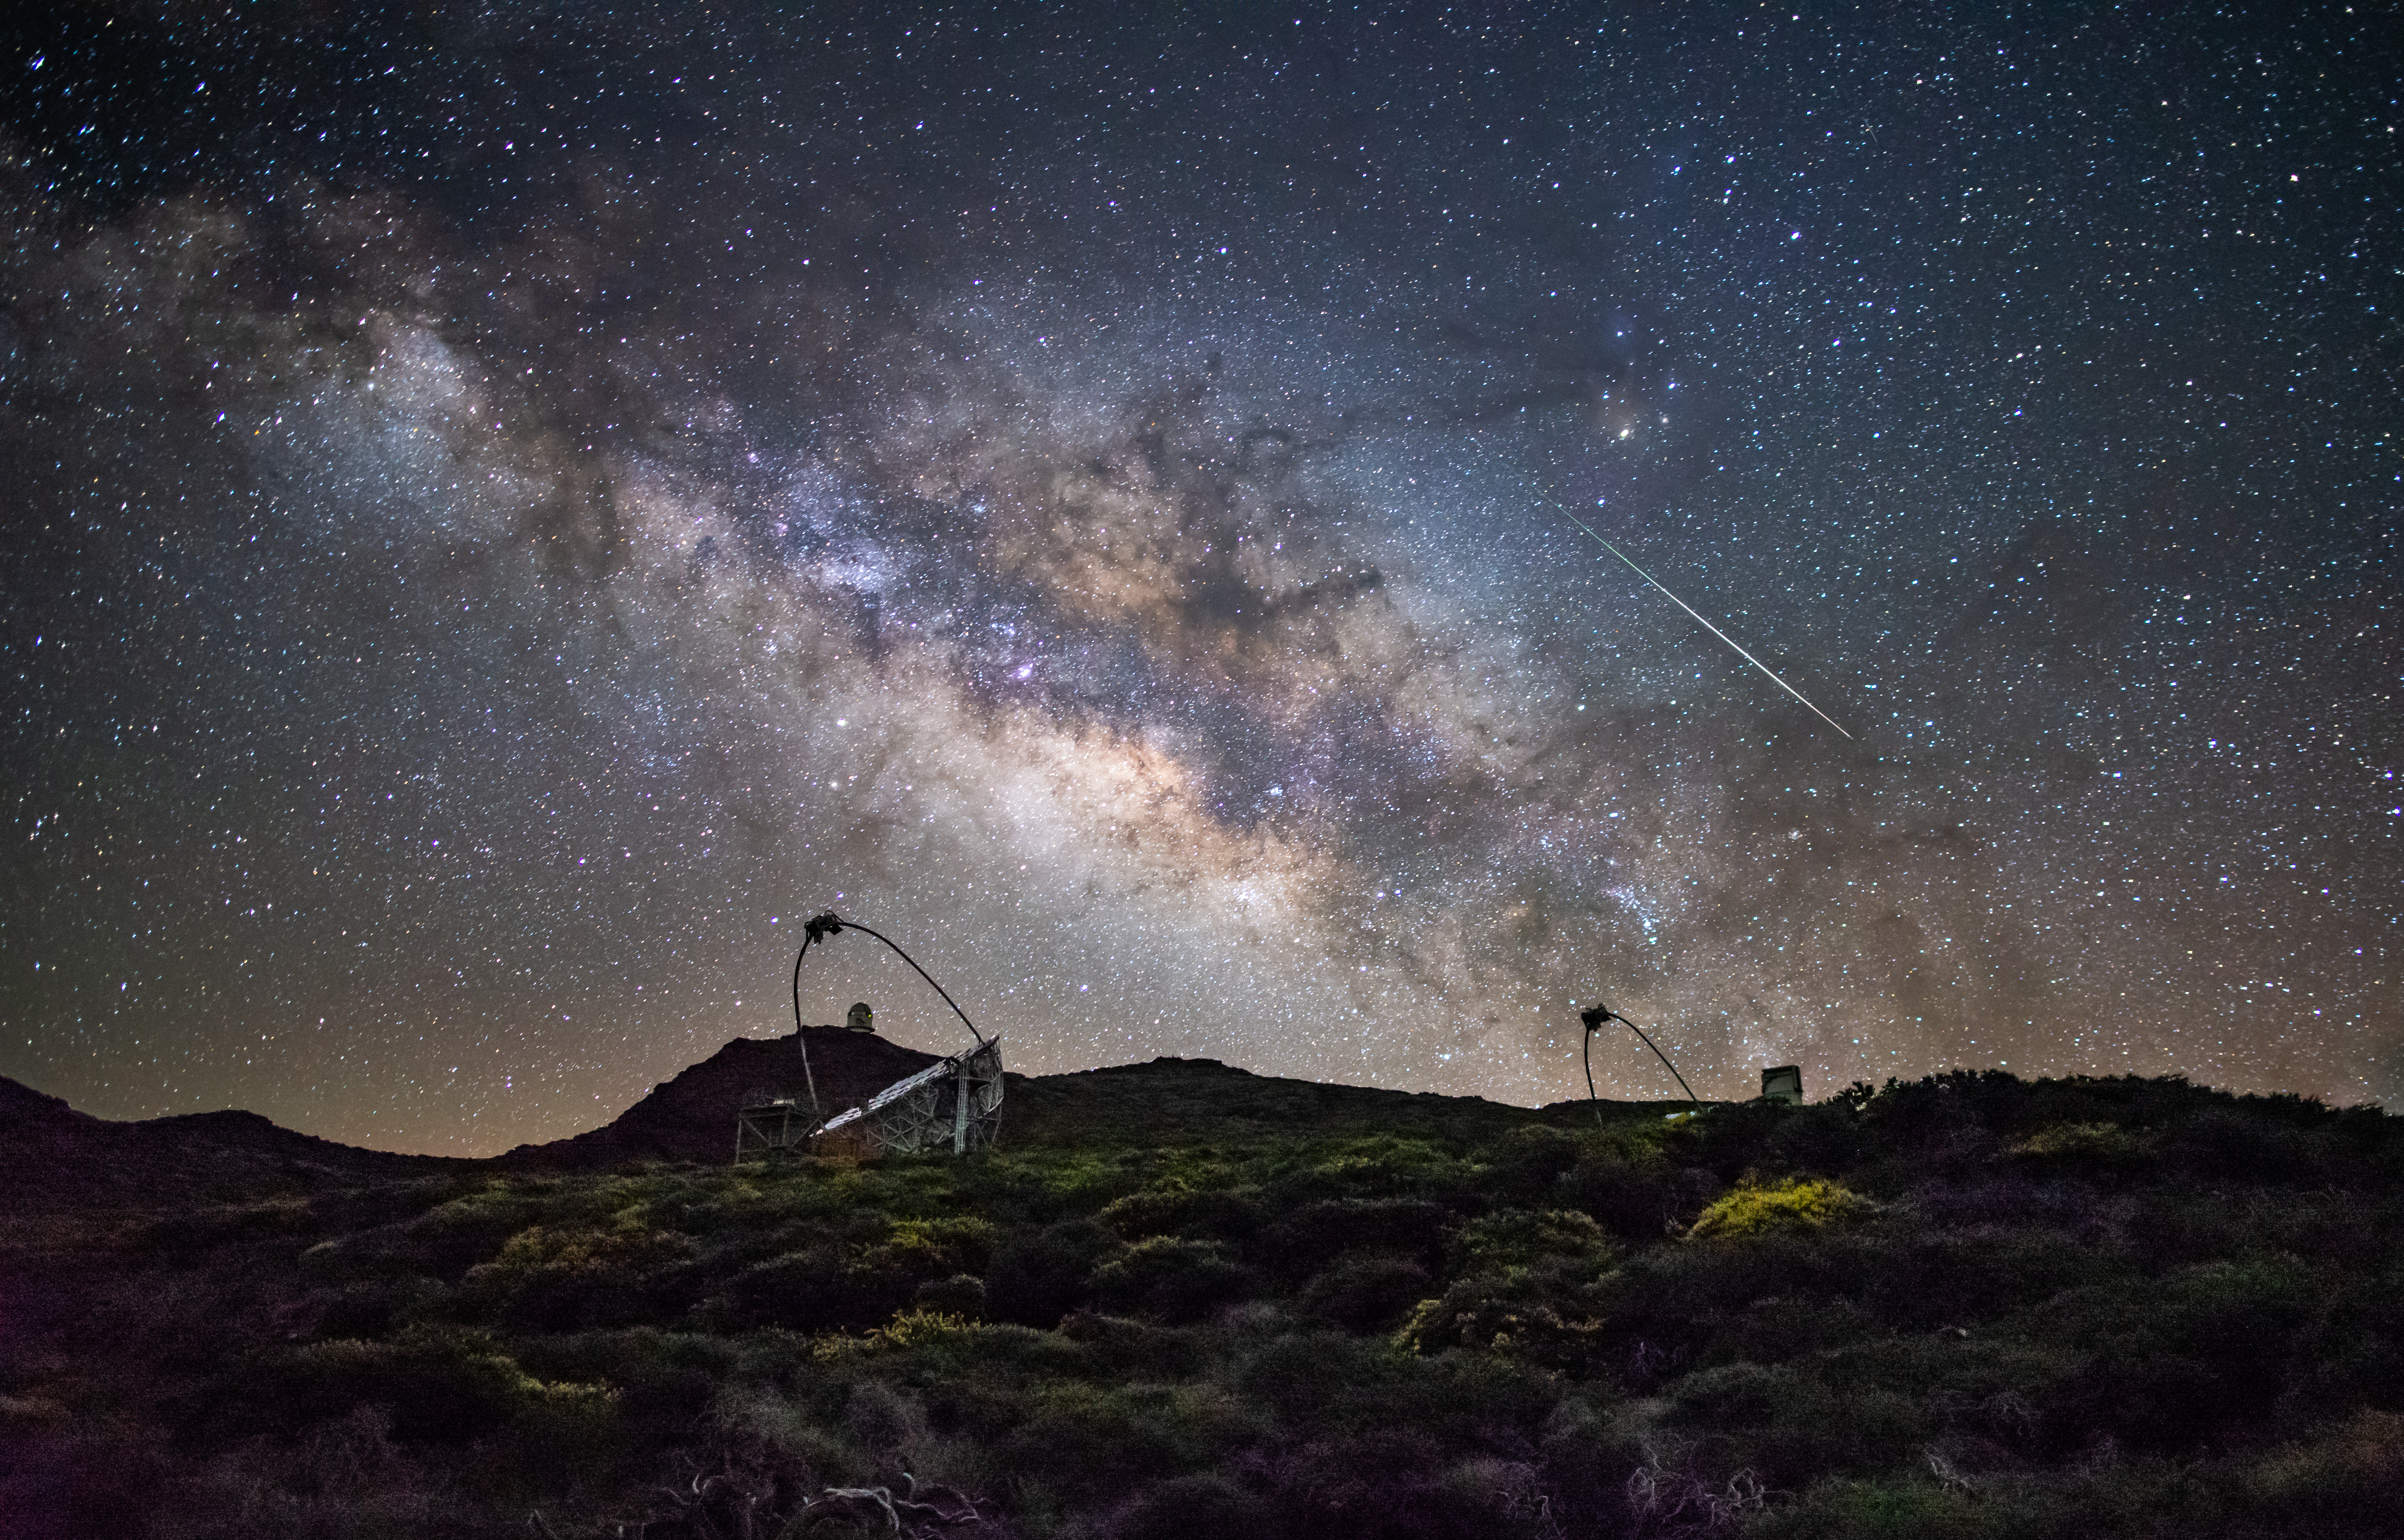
{"left": 4, "top": 5, "right": 2396, "bottom": 1153}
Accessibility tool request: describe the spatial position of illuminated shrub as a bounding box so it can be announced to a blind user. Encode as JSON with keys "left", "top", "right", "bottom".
{"left": 859, "top": 1215, "right": 996, "bottom": 1277}
{"left": 1394, "top": 1210, "right": 1620, "bottom": 1367}
{"left": 2013, "top": 1121, "right": 2147, "bottom": 1163}
{"left": 1687, "top": 1177, "right": 1867, "bottom": 1240}
{"left": 862, "top": 1306, "right": 975, "bottom": 1353}
{"left": 1289, "top": 1136, "right": 1467, "bottom": 1199}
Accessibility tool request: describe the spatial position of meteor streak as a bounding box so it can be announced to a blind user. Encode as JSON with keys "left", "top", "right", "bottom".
{"left": 1557, "top": 504, "right": 1855, "bottom": 740}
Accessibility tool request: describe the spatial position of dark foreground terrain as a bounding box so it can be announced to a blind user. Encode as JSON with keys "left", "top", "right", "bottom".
{"left": 4, "top": 1037, "right": 2401, "bottom": 1538}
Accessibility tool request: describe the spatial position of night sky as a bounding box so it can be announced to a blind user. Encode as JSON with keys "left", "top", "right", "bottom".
{"left": 3, "top": 3, "right": 2396, "bottom": 1155}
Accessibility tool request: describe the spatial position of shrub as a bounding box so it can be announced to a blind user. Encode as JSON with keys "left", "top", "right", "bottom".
{"left": 1253, "top": 1198, "right": 1454, "bottom": 1277}
{"left": 1554, "top": 1151, "right": 1718, "bottom": 1239}
{"left": 705, "top": 1247, "right": 888, "bottom": 1333}
{"left": 1265, "top": 1432, "right": 1563, "bottom": 1540}
{"left": 1295, "top": 1254, "right": 1433, "bottom": 1333}
{"left": 1290, "top": 1136, "right": 1467, "bottom": 1199}
{"left": 2032, "top": 1257, "right": 2321, "bottom": 1455}
{"left": 862, "top": 1307, "right": 975, "bottom": 1353}
{"left": 986, "top": 1218, "right": 1120, "bottom": 1327}
{"left": 913, "top": 1273, "right": 988, "bottom": 1320}
{"left": 1099, "top": 1185, "right": 1269, "bottom": 1242}
{"left": 2292, "top": 1268, "right": 2404, "bottom": 1415}
{"left": 460, "top": 1223, "right": 692, "bottom": 1333}
{"left": 1394, "top": 1279, "right": 1611, "bottom": 1369}
{"left": 1113, "top": 1470, "right": 1260, "bottom": 1540}
{"left": 2012, "top": 1121, "right": 2147, "bottom": 1165}
{"left": 1476, "top": 1125, "right": 1586, "bottom": 1208}
{"left": 1450, "top": 1207, "right": 1618, "bottom": 1275}
{"left": 998, "top": 1380, "right": 1256, "bottom": 1507}
{"left": 860, "top": 1216, "right": 996, "bottom": 1277}
{"left": 1688, "top": 1177, "right": 1867, "bottom": 1240}
{"left": 2160, "top": 1107, "right": 2336, "bottom": 1186}
{"left": 278, "top": 1327, "right": 613, "bottom": 1447}
{"left": 2244, "top": 1409, "right": 2404, "bottom": 1529}
{"left": 1663, "top": 1358, "right": 1930, "bottom": 1487}
{"left": 1092, "top": 1238, "right": 1252, "bottom": 1322}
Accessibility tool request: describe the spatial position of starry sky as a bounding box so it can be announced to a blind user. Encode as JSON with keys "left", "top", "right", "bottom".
{"left": 3, "top": 2, "right": 2396, "bottom": 1155}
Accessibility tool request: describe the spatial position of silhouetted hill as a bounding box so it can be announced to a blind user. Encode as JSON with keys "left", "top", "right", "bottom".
{"left": 497, "top": 1026, "right": 950, "bottom": 1168}
{"left": 1, "top": 1034, "right": 1628, "bottom": 1194}
{"left": 483, "top": 1032, "right": 1646, "bottom": 1166}
{"left": 0, "top": 1073, "right": 464, "bottom": 1213}
{"left": 1000, "top": 1054, "right": 1653, "bottom": 1145}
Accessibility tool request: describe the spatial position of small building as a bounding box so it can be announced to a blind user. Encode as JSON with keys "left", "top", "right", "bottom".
{"left": 1762, "top": 1065, "right": 1804, "bottom": 1106}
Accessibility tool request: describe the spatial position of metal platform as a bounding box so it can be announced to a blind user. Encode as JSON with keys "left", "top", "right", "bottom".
{"left": 734, "top": 1097, "right": 818, "bottom": 1164}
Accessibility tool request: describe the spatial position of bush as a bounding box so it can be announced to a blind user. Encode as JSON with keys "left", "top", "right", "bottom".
{"left": 1554, "top": 1150, "right": 1718, "bottom": 1239}
{"left": 1092, "top": 1238, "right": 1253, "bottom": 1322}
{"left": 1450, "top": 1207, "right": 1618, "bottom": 1275}
{"left": 913, "top": 1273, "right": 989, "bottom": 1320}
{"left": 2012, "top": 1121, "right": 2148, "bottom": 1166}
{"left": 999, "top": 1380, "right": 1257, "bottom": 1507}
{"left": 2034, "top": 1257, "right": 2321, "bottom": 1455}
{"left": 1099, "top": 1185, "right": 1269, "bottom": 1242}
{"left": 1295, "top": 1254, "right": 1433, "bottom": 1333}
{"left": 1253, "top": 1198, "right": 1454, "bottom": 1277}
{"left": 987, "top": 1218, "right": 1120, "bottom": 1327}
{"left": 459, "top": 1223, "right": 692, "bottom": 1333}
{"left": 706, "top": 1247, "right": 888, "bottom": 1332}
{"left": 1688, "top": 1177, "right": 1867, "bottom": 1240}
{"left": 2292, "top": 1268, "right": 2404, "bottom": 1415}
{"left": 1113, "top": 1470, "right": 1260, "bottom": 1540}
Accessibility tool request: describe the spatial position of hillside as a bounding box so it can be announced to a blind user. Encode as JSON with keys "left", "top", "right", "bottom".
{"left": 495, "top": 1026, "right": 955, "bottom": 1169}
{"left": 3, "top": 1049, "right": 2401, "bottom": 1539}
{"left": 0, "top": 1073, "right": 469, "bottom": 1213}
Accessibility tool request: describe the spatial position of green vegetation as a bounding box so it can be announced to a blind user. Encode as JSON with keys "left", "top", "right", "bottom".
{"left": 4, "top": 1068, "right": 2402, "bottom": 1537}
{"left": 1687, "top": 1176, "right": 1868, "bottom": 1239}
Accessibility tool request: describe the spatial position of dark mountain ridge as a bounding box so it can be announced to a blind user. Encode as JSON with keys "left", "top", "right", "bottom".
{"left": 1, "top": 1029, "right": 1616, "bottom": 1206}
{"left": 0, "top": 1070, "right": 474, "bottom": 1212}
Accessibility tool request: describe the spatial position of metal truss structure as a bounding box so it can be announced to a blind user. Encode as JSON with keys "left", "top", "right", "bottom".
{"left": 815, "top": 1036, "right": 1005, "bottom": 1158}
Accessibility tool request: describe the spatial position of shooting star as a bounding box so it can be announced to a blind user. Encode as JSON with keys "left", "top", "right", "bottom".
{"left": 1556, "top": 503, "right": 1855, "bottom": 740}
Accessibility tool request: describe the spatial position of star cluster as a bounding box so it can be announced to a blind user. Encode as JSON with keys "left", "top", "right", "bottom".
{"left": 2, "top": 3, "right": 2395, "bottom": 1153}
